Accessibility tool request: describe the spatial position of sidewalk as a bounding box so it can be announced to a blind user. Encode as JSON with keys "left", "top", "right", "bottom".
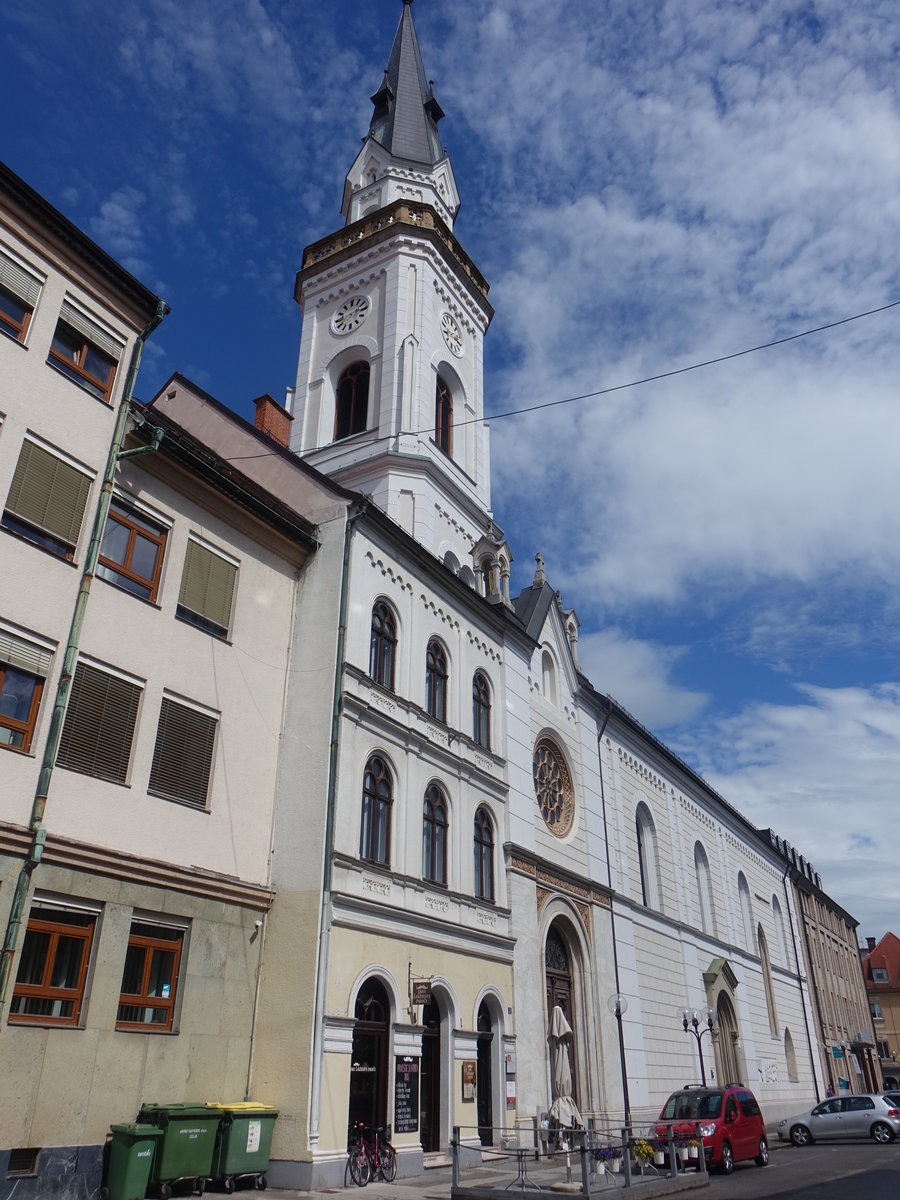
{"left": 260, "top": 1148, "right": 712, "bottom": 1200}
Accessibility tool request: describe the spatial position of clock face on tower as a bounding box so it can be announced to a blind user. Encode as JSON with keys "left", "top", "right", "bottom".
{"left": 331, "top": 294, "right": 370, "bottom": 334}
{"left": 440, "top": 311, "right": 464, "bottom": 357}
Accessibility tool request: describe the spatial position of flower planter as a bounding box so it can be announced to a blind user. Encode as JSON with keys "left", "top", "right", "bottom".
{"left": 688, "top": 1145, "right": 699, "bottom": 1160}
{"left": 609, "top": 1156, "right": 623, "bottom": 1173}
{"left": 653, "top": 1150, "right": 666, "bottom": 1165}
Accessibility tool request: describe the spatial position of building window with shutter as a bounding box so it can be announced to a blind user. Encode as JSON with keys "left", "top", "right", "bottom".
{"left": 97, "top": 498, "right": 168, "bottom": 602}
{"left": 10, "top": 901, "right": 98, "bottom": 1027}
{"left": 47, "top": 299, "right": 124, "bottom": 403}
{"left": 116, "top": 920, "right": 186, "bottom": 1032}
{"left": 0, "top": 626, "right": 53, "bottom": 754}
{"left": 56, "top": 661, "right": 142, "bottom": 783}
{"left": 2, "top": 438, "right": 93, "bottom": 560}
{"left": 0, "top": 245, "right": 44, "bottom": 344}
{"left": 149, "top": 695, "right": 218, "bottom": 809}
{"left": 176, "top": 538, "right": 238, "bottom": 639}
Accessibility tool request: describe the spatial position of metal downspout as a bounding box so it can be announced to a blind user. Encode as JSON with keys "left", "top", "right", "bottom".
{"left": 0, "top": 299, "right": 169, "bottom": 1014}
{"left": 308, "top": 505, "right": 365, "bottom": 1147}
{"left": 782, "top": 867, "right": 820, "bottom": 1102}
{"left": 596, "top": 704, "right": 632, "bottom": 1128}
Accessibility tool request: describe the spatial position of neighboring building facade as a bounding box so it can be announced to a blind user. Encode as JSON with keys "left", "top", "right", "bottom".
{"left": 862, "top": 932, "right": 900, "bottom": 1089}
{"left": 765, "top": 832, "right": 880, "bottom": 1095}
{"left": 0, "top": 164, "right": 332, "bottom": 1196}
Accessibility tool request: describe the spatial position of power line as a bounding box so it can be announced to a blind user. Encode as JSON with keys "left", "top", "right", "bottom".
{"left": 223, "top": 297, "right": 900, "bottom": 462}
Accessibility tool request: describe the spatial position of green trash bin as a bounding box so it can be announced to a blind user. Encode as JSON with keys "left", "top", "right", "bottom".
{"left": 138, "top": 1103, "right": 220, "bottom": 1195}
{"left": 207, "top": 1103, "right": 278, "bottom": 1191}
{"left": 101, "top": 1123, "right": 162, "bottom": 1200}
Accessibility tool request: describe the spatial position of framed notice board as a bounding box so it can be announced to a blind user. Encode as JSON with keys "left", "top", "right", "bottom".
{"left": 394, "top": 1056, "right": 420, "bottom": 1133}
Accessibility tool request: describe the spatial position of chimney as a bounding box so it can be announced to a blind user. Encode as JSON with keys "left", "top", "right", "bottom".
{"left": 253, "top": 393, "right": 293, "bottom": 448}
{"left": 867, "top": 937, "right": 877, "bottom": 953}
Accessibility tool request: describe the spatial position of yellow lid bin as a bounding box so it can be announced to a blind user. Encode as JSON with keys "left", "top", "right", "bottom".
{"left": 206, "top": 1103, "right": 279, "bottom": 1189}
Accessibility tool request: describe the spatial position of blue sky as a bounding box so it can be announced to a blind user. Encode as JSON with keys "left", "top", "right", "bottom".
{"left": 6, "top": 0, "right": 900, "bottom": 938}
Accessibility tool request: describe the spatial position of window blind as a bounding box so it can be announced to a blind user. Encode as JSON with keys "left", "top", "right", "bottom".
{"left": 5, "top": 440, "right": 92, "bottom": 546}
{"left": 56, "top": 662, "right": 141, "bottom": 783}
{"left": 59, "top": 299, "right": 124, "bottom": 361}
{"left": 178, "top": 540, "right": 237, "bottom": 633}
{"left": 0, "top": 249, "right": 43, "bottom": 307}
{"left": 149, "top": 697, "right": 217, "bottom": 808}
{"left": 0, "top": 629, "right": 52, "bottom": 678}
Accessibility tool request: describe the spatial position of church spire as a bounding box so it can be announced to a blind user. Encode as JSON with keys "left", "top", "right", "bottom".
{"left": 368, "top": 0, "right": 445, "bottom": 167}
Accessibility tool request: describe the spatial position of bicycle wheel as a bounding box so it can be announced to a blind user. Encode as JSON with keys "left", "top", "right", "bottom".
{"left": 348, "top": 1145, "right": 370, "bottom": 1187}
{"left": 379, "top": 1143, "right": 397, "bottom": 1183}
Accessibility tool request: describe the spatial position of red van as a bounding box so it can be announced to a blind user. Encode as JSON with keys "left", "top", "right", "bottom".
{"left": 656, "top": 1084, "right": 768, "bottom": 1173}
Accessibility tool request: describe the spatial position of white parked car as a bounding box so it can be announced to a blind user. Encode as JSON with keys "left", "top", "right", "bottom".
{"left": 778, "top": 1094, "right": 900, "bottom": 1145}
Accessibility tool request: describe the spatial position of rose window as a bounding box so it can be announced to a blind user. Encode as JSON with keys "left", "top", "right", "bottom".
{"left": 533, "top": 738, "right": 574, "bottom": 837}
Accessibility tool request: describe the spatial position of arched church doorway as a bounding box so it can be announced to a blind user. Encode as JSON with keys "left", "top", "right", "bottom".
{"left": 715, "top": 991, "right": 741, "bottom": 1086}
{"left": 420, "top": 995, "right": 442, "bottom": 1153}
{"left": 545, "top": 923, "right": 578, "bottom": 1103}
{"left": 476, "top": 1000, "right": 494, "bottom": 1147}
{"left": 348, "top": 978, "right": 390, "bottom": 1135}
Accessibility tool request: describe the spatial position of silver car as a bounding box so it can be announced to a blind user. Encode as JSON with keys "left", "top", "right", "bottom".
{"left": 778, "top": 1094, "right": 900, "bottom": 1145}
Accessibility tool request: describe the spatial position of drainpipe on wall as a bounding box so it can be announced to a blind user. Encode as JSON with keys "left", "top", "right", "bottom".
{"left": 308, "top": 504, "right": 366, "bottom": 1148}
{"left": 0, "top": 299, "right": 169, "bottom": 1015}
{"left": 596, "top": 702, "right": 632, "bottom": 1129}
{"left": 781, "top": 867, "right": 820, "bottom": 1102}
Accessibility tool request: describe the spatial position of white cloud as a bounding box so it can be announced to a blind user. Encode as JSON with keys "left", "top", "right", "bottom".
{"left": 577, "top": 628, "right": 709, "bottom": 728}
{"left": 675, "top": 682, "right": 900, "bottom": 938}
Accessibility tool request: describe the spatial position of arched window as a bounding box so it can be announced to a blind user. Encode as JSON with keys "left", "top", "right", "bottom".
{"left": 541, "top": 649, "right": 557, "bottom": 703}
{"left": 738, "top": 873, "right": 754, "bottom": 949}
{"left": 426, "top": 639, "right": 448, "bottom": 722}
{"left": 435, "top": 375, "right": 452, "bottom": 455}
{"left": 360, "top": 756, "right": 392, "bottom": 865}
{"left": 635, "top": 803, "right": 661, "bottom": 910}
{"left": 474, "top": 806, "right": 494, "bottom": 901}
{"left": 349, "top": 977, "right": 390, "bottom": 1130}
{"left": 784, "top": 1027, "right": 798, "bottom": 1080}
{"left": 694, "top": 841, "right": 716, "bottom": 935}
{"left": 473, "top": 672, "right": 491, "bottom": 749}
{"left": 759, "top": 925, "right": 778, "bottom": 1035}
{"left": 772, "top": 896, "right": 789, "bottom": 965}
{"left": 334, "top": 361, "right": 369, "bottom": 440}
{"left": 369, "top": 601, "right": 396, "bottom": 690}
{"left": 423, "top": 784, "right": 448, "bottom": 886}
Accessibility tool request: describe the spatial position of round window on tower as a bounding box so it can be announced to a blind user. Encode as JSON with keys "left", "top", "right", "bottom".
{"left": 533, "top": 737, "right": 575, "bottom": 837}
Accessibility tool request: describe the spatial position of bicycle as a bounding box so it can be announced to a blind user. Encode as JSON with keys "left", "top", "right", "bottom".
{"left": 348, "top": 1122, "right": 397, "bottom": 1186}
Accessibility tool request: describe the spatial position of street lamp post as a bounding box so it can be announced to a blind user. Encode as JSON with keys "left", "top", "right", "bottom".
{"left": 608, "top": 994, "right": 632, "bottom": 1130}
{"left": 682, "top": 1006, "right": 715, "bottom": 1086}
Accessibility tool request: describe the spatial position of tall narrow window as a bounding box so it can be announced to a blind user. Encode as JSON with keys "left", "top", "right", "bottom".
{"left": 694, "top": 842, "right": 716, "bottom": 935}
{"left": 360, "top": 755, "right": 392, "bottom": 865}
{"left": 149, "top": 696, "right": 218, "bottom": 809}
{"left": 541, "top": 649, "right": 557, "bottom": 703}
{"left": 772, "top": 896, "right": 789, "bottom": 965}
{"left": 334, "top": 362, "right": 369, "bottom": 440}
{"left": 10, "top": 904, "right": 96, "bottom": 1026}
{"left": 474, "top": 806, "right": 494, "bottom": 902}
{"left": 116, "top": 921, "right": 185, "bottom": 1031}
{"left": 426, "top": 639, "right": 448, "bottom": 722}
{"left": 423, "top": 784, "right": 448, "bottom": 886}
{"left": 472, "top": 672, "right": 491, "bottom": 749}
{"left": 56, "top": 661, "right": 141, "bottom": 783}
{"left": 759, "top": 925, "right": 778, "bottom": 1035}
{"left": 738, "top": 873, "right": 754, "bottom": 950}
{"left": 369, "top": 602, "right": 397, "bottom": 690}
{"left": 435, "top": 375, "right": 452, "bottom": 455}
{"left": 635, "top": 803, "right": 661, "bottom": 911}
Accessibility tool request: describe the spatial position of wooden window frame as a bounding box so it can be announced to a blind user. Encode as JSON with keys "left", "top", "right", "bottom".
{"left": 360, "top": 755, "right": 392, "bottom": 866}
{"left": 98, "top": 499, "right": 167, "bottom": 602}
{"left": 0, "top": 663, "right": 44, "bottom": 754}
{"left": 0, "top": 284, "right": 33, "bottom": 342}
{"left": 56, "top": 661, "right": 141, "bottom": 783}
{"left": 369, "top": 602, "right": 397, "bottom": 690}
{"left": 0, "top": 248, "right": 42, "bottom": 344}
{"left": 435, "top": 375, "right": 453, "bottom": 456}
{"left": 426, "top": 639, "right": 448, "bottom": 722}
{"left": 9, "top": 908, "right": 96, "bottom": 1027}
{"left": 423, "top": 784, "right": 448, "bottom": 886}
{"left": 176, "top": 539, "right": 238, "bottom": 639}
{"left": 47, "top": 319, "right": 117, "bottom": 404}
{"left": 472, "top": 672, "right": 491, "bottom": 749}
{"left": 116, "top": 922, "right": 185, "bottom": 1032}
{"left": 149, "top": 696, "right": 218, "bottom": 809}
{"left": 334, "top": 361, "right": 370, "bottom": 441}
{"left": 474, "top": 806, "right": 494, "bottom": 902}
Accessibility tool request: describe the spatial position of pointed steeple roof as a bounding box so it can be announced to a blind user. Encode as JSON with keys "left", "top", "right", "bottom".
{"left": 368, "top": 0, "right": 445, "bottom": 167}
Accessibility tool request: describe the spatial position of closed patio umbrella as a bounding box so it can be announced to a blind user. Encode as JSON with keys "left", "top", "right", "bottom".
{"left": 548, "top": 1005, "right": 583, "bottom": 1129}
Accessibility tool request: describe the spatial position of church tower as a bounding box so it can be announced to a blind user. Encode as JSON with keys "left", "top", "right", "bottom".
{"left": 290, "top": 0, "right": 497, "bottom": 578}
